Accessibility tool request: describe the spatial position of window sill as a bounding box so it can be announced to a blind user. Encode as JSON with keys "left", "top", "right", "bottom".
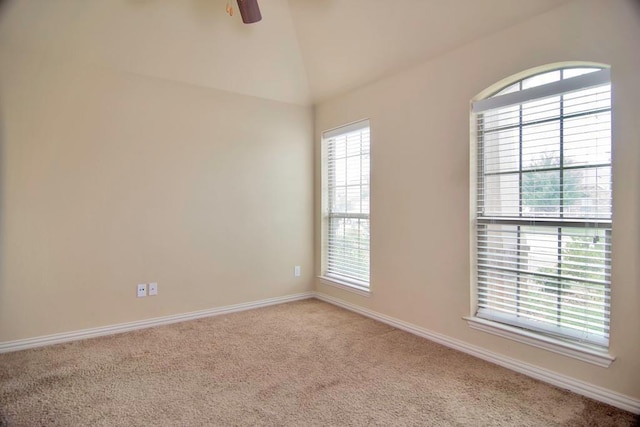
{"left": 464, "top": 316, "right": 615, "bottom": 368}
{"left": 317, "top": 276, "right": 371, "bottom": 297}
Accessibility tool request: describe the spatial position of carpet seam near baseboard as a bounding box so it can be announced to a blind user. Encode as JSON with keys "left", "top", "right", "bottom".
{"left": 312, "top": 291, "right": 640, "bottom": 415}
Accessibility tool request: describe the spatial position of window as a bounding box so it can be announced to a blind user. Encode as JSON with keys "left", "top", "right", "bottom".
{"left": 471, "top": 67, "right": 612, "bottom": 350}
{"left": 321, "top": 120, "right": 370, "bottom": 290}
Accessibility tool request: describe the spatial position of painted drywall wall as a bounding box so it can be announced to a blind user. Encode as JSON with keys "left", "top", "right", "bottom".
{"left": 0, "top": 0, "right": 310, "bottom": 105}
{"left": 315, "top": 0, "right": 640, "bottom": 399}
{"left": 0, "top": 31, "right": 314, "bottom": 341}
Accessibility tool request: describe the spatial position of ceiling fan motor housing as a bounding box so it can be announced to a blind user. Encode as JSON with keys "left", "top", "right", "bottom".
{"left": 237, "top": 0, "right": 262, "bottom": 24}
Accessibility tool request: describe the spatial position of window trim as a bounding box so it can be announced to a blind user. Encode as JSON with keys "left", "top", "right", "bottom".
{"left": 469, "top": 64, "right": 613, "bottom": 361}
{"left": 464, "top": 316, "right": 614, "bottom": 367}
{"left": 318, "top": 275, "right": 372, "bottom": 297}
{"left": 321, "top": 119, "right": 371, "bottom": 291}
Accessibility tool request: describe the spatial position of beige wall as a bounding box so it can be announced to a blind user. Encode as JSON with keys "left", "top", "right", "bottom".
{"left": 315, "top": 0, "right": 640, "bottom": 398}
{"left": 0, "top": 0, "right": 310, "bottom": 105}
{"left": 0, "top": 50, "right": 314, "bottom": 341}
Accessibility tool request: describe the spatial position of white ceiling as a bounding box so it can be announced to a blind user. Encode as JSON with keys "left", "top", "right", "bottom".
{"left": 288, "top": 0, "right": 573, "bottom": 102}
{"left": 0, "top": 0, "right": 573, "bottom": 106}
{"left": 0, "top": 0, "right": 310, "bottom": 105}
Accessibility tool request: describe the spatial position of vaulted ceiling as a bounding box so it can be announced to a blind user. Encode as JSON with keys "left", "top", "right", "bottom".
{"left": 0, "top": 0, "right": 572, "bottom": 106}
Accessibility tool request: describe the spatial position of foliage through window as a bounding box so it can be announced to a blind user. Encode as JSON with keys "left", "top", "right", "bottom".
{"left": 322, "top": 120, "right": 370, "bottom": 288}
{"left": 472, "top": 67, "right": 611, "bottom": 347}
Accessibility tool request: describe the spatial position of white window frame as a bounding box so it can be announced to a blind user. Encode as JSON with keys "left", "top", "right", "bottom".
{"left": 467, "top": 66, "right": 615, "bottom": 367}
{"left": 320, "top": 120, "right": 371, "bottom": 293}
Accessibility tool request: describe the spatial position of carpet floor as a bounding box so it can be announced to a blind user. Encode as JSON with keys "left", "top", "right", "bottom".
{"left": 0, "top": 299, "right": 637, "bottom": 426}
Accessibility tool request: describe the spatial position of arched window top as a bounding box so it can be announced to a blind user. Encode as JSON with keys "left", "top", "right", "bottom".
{"left": 472, "top": 65, "right": 610, "bottom": 115}
{"left": 471, "top": 62, "right": 611, "bottom": 104}
{"left": 490, "top": 66, "right": 604, "bottom": 98}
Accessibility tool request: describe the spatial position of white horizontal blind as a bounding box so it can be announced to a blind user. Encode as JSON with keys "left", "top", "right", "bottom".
{"left": 474, "top": 68, "right": 612, "bottom": 346}
{"left": 323, "top": 120, "right": 370, "bottom": 286}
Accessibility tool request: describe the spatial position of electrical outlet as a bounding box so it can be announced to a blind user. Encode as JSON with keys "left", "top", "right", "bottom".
{"left": 148, "top": 282, "right": 158, "bottom": 296}
{"left": 294, "top": 265, "right": 301, "bottom": 277}
{"left": 137, "top": 284, "right": 147, "bottom": 298}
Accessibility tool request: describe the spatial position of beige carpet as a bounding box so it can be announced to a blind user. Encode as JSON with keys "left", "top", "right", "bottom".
{"left": 0, "top": 299, "right": 637, "bottom": 426}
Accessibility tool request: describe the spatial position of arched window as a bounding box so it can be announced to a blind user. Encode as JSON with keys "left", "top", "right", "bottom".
{"left": 470, "top": 66, "right": 612, "bottom": 352}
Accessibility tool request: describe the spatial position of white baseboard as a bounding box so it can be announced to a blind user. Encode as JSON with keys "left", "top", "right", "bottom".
{"left": 313, "top": 292, "right": 640, "bottom": 415}
{"left": 0, "top": 292, "right": 314, "bottom": 354}
{"left": 2, "top": 290, "right": 637, "bottom": 414}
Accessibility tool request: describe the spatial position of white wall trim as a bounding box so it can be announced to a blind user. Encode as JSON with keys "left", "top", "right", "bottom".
{"left": 2, "top": 291, "right": 637, "bottom": 414}
{"left": 313, "top": 292, "right": 640, "bottom": 415}
{"left": 0, "top": 292, "right": 314, "bottom": 354}
{"left": 464, "top": 316, "right": 614, "bottom": 368}
{"left": 317, "top": 275, "right": 372, "bottom": 297}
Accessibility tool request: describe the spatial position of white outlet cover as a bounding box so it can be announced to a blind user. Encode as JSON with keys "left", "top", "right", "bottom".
{"left": 137, "top": 284, "right": 147, "bottom": 298}
{"left": 149, "top": 282, "right": 158, "bottom": 296}
{"left": 294, "top": 266, "right": 301, "bottom": 277}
